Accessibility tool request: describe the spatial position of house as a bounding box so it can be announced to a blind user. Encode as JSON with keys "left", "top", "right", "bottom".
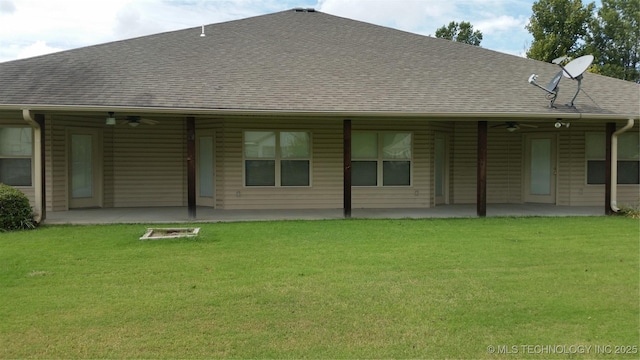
{"left": 0, "top": 8, "right": 638, "bottom": 221}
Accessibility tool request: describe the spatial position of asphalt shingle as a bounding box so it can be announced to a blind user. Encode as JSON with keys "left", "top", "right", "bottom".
{"left": 0, "top": 9, "right": 637, "bottom": 118}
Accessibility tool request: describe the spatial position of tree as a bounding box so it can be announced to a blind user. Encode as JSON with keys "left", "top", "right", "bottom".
{"left": 587, "top": 0, "right": 640, "bottom": 81}
{"left": 435, "top": 21, "right": 483, "bottom": 46}
{"left": 526, "top": 0, "right": 595, "bottom": 62}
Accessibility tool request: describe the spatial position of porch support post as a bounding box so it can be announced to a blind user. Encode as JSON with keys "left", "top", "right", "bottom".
{"left": 605, "top": 122, "right": 616, "bottom": 215}
{"left": 35, "top": 114, "right": 46, "bottom": 222}
{"left": 186, "top": 116, "right": 196, "bottom": 220}
{"left": 477, "top": 121, "right": 487, "bottom": 217}
{"left": 343, "top": 119, "right": 352, "bottom": 218}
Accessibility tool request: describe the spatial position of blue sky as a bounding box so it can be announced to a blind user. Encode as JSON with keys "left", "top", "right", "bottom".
{"left": 0, "top": 0, "right": 597, "bottom": 63}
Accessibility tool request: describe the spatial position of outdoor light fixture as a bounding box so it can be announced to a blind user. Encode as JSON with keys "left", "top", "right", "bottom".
{"left": 105, "top": 112, "right": 116, "bottom": 125}
{"left": 555, "top": 120, "right": 570, "bottom": 128}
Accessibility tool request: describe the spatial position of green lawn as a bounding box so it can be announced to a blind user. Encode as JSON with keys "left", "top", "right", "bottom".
{"left": 1, "top": 217, "right": 638, "bottom": 359}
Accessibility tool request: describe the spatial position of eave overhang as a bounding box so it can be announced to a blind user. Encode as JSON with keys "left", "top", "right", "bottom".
{"left": 0, "top": 103, "right": 637, "bottom": 121}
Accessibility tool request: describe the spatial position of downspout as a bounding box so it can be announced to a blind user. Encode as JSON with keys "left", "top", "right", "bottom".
{"left": 21, "top": 109, "right": 43, "bottom": 223}
{"left": 610, "top": 118, "right": 634, "bottom": 213}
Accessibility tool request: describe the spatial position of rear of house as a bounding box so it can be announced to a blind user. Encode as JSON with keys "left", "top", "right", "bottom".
{"left": 0, "top": 9, "right": 638, "bottom": 219}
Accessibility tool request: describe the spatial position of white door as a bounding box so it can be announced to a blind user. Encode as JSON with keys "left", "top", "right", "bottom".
{"left": 68, "top": 128, "right": 102, "bottom": 208}
{"left": 435, "top": 134, "right": 449, "bottom": 205}
{"left": 524, "top": 134, "right": 556, "bottom": 203}
{"left": 197, "top": 132, "right": 215, "bottom": 207}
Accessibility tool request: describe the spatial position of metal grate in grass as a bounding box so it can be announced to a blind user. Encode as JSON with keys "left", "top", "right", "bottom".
{"left": 139, "top": 227, "right": 200, "bottom": 240}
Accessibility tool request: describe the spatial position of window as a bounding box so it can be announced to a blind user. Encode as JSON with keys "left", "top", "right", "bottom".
{"left": 244, "top": 131, "right": 310, "bottom": 186}
{"left": 0, "top": 128, "right": 33, "bottom": 186}
{"left": 352, "top": 132, "right": 412, "bottom": 186}
{"left": 586, "top": 132, "right": 639, "bottom": 185}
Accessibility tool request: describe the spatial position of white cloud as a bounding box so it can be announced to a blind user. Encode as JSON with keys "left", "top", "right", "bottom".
{"left": 475, "top": 15, "right": 527, "bottom": 35}
{"left": 316, "top": 0, "right": 533, "bottom": 55}
{"left": 318, "top": 0, "right": 455, "bottom": 33}
{"left": 15, "top": 40, "right": 64, "bottom": 59}
{"left": 0, "top": 0, "right": 16, "bottom": 14}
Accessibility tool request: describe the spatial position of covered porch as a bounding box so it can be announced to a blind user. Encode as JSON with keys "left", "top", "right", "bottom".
{"left": 43, "top": 204, "right": 605, "bottom": 225}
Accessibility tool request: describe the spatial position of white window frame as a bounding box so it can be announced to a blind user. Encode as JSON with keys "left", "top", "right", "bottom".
{"left": 352, "top": 131, "right": 413, "bottom": 187}
{"left": 243, "top": 130, "right": 312, "bottom": 187}
{"left": 0, "top": 127, "right": 34, "bottom": 187}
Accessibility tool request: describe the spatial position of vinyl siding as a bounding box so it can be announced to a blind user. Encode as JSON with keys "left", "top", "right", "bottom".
{"left": 49, "top": 116, "right": 70, "bottom": 210}
{"left": 453, "top": 121, "right": 535, "bottom": 204}
{"left": 560, "top": 122, "right": 640, "bottom": 206}
{"left": 111, "top": 119, "right": 186, "bottom": 207}
{"left": 431, "top": 121, "right": 455, "bottom": 205}
{"left": 452, "top": 120, "right": 639, "bottom": 206}
{"left": 217, "top": 118, "right": 343, "bottom": 209}
{"left": 45, "top": 115, "right": 187, "bottom": 209}
{"left": 5, "top": 114, "right": 638, "bottom": 211}
{"left": 350, "top": 120, "right": 430, "bottom": 208}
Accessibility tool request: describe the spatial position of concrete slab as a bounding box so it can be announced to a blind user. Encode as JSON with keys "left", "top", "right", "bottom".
{"left": 43, "top": 204, "right": 605, "bottom": 225}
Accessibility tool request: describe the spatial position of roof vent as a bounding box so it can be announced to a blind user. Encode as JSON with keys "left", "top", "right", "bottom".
{"left": 293, "top": 8, "right": 316, "bottom": 12}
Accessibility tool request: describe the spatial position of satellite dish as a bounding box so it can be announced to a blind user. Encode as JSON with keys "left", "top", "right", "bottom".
{"left": 527, "top": 54, "right": 594, "bottom": 108}
{"left": 557, "top": 55, "right": 594, "bottom": 107}
{"left": 528, "top": 70, "right": 562, "bottom": 108}
{"left": 561, "top": 55, "right": 593, "bottom": 79}
{"left": 545, "top": 71, "right": 563, "bottom": 93}
{"left": 552, "top": 56, "right": 568, "bottom": 65}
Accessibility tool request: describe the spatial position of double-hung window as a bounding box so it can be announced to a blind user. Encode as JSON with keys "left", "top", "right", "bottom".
{"left": 0, "top": 127, "right": 33, "bottom": 186}
{"left": 352, "top": 132, "right": 412, "bottom": 186}
{"left": 586, "top": 132, "right": 639, "bottom": 185}
{"left": 244, "top": 131, "right": 311, "bottom": 186}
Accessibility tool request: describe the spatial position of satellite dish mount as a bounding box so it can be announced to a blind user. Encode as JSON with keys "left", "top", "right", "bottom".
{"left": 528, "top": 55, "right": 594, "bottom": 108}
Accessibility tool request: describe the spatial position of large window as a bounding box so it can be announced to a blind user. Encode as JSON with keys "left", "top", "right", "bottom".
{"left": 352, "top": 132, "right": 412, "bottom": 186}
{"left": 0, "top": 128, "right": 33, "bottom": 186}
{"left": 586, "top": 132, "right": 639, "bottom": 185}
{"left": 244, "top": 131, "right": 310, "bottom": 186}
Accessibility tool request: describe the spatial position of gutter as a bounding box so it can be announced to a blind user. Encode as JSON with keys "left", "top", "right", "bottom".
{"left": 0, "top": 104, "right": 638, "bottom": 121}
{"left": 610, "top": 118, "right": 635, "bottom": 213}
{"left": 21, "top": 109, "right": 43, "bottom": 223}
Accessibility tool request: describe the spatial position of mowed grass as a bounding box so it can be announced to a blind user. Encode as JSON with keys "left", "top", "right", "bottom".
{"left": 0, "top": 217, "right": 638, "bottom": 359}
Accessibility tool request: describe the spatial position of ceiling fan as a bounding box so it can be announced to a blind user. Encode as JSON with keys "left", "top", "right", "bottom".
{"left": 491, "top": 121, "right": 538, "bottom": 132}
{"left": 106, "top": 112, "right": 159, "bottom": 127}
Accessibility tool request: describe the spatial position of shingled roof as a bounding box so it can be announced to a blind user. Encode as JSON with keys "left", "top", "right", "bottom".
{"left": 0, "top": 9, "right": 638, "bottom": 119}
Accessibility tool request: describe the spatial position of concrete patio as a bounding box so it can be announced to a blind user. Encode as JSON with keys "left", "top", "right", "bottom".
{"left": 43, "top": 204, "right": 606, "bottom": 225}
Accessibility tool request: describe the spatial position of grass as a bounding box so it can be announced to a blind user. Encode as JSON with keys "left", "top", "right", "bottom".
{"left": 0, "top": 217, "right": 638, "bottom": 359}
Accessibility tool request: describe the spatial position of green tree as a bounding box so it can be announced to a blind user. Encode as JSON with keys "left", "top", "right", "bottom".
{"left": 526, "top": 0, "right": 595, "bottom": 62}
{"left": 435, "top": 21, "right": 483, "bottom": 46}
{"left": 587, "top": 0, "right": 640, "bottom": 81}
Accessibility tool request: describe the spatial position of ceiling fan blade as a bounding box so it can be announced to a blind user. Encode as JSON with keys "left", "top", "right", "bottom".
{"left": 140, "top": 118, "right": 159, "bottom": 125}
{"left": 519, "top": 124, "right": 538, "bottom": 128}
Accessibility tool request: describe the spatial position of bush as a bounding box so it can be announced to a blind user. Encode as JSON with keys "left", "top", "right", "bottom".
{"left": 618, "top": 204, "right": 640, "bottom": 219}
{"left": 0, "top": 183, "right": 37, "bottom": 231}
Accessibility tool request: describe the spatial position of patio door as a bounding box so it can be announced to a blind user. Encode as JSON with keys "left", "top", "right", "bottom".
{"left": 524, "top": 134, "right": 556, "bottom": 203}
{"left": 197, "top": 132, "right": 215, "bottom": 207}
{"left": 68, "top": 128, "right": 102, "bottom": 208}
{"left": 435, "top": 134, "right": 449, "bottom": 205}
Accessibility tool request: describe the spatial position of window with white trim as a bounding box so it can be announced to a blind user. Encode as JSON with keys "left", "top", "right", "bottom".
{"left": 586, "top": 132, "right": 639, "bottom": 184}
{"left": 352, "top": 132, "right": 412, "bottom": 186}
{"left": 244, "top": 131, "right": 311, "bottom": 186}
{"left": 0, "top": 127, "right": 33, "bottom": 186}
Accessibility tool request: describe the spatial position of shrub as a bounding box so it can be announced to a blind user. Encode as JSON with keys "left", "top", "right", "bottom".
{"left": 618, "top": 204, "right": 640, "bottom": 219}
{"left": 0, "top": 183, "right": 37, "bottom": 231}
